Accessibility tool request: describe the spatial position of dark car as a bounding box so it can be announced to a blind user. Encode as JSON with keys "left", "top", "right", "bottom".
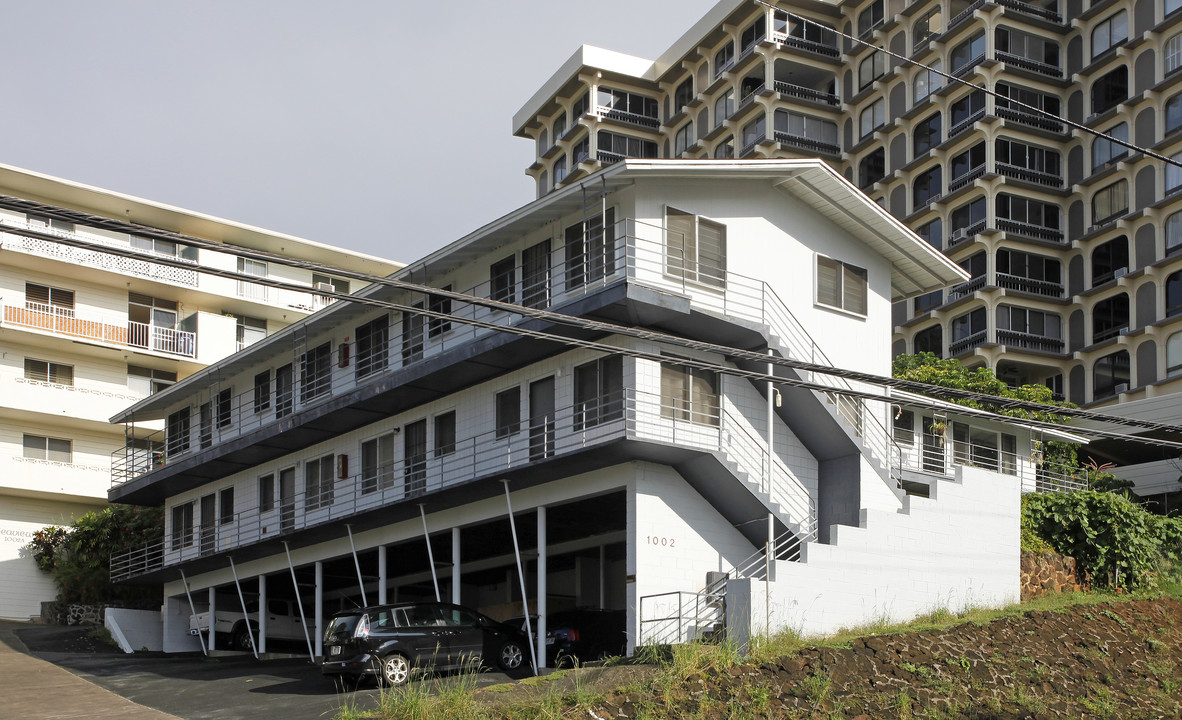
{"left": 321, "top": 602, "right": 528, "bottom": 686}
{"left": 509, "top": 609, "right": 626, "bottom": 666}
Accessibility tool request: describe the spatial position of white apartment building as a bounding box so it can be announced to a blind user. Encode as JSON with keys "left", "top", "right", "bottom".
{"left": 105, "top": 160, "right": 1085, "bottom": 661}
{"left": 0, "top": 163, "right": 401, "bottom": 620}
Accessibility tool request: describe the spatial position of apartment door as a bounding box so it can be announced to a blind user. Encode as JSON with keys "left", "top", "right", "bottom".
{"left": 921, "top": 417, "right": 945, "bottom": 474}
{"left": 199, "top": 494, "right": 216, "bottom": 555}
{"left": 404, "top": 420, "right": 427, "bottom": 496}
{"left": 278, "top": 467, "right": 296, "bottom": 533}
{"left": 529, "top": 377, "right": 555, "bottom": 461}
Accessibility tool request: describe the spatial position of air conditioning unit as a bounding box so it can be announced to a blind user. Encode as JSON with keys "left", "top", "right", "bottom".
{"left": 315, "top": 282, "right": 334, "bottom": 292}
{"left": 950, "top": 228, "right": 969, "bottom": 242}
{"left": 1112, "top": 267, "right": 1128, "bottom": 279}
{"left": 1113, "top": 382, "right": 1129, "bottom": 394}
{"left": 1118, "top": 326, "right": 1130, "bottom": 335}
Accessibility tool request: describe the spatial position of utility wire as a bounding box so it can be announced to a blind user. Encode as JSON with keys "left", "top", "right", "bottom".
{"left": 1, "top": 195, "right": 1176, "bottom": 435}
{"left": 7, "top": 220, "right": 1182, "bottom": 450}
{"left": 753, "top": 0, "right": 1182, "bottom": 170}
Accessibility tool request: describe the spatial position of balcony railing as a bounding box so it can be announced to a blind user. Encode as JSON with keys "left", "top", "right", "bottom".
{"left": 951, "top": 54, "right": 986, "bottom": 78}
{"left": 948, "top": 109, "right": 986, "bottom": 139}
{"left": 996, "top": 107, "right": 1065, "bottom": 134}
{"left": 771, "top": 32, "right": 841, "bottom": 58}
{"left": 948, "top": 165, "right": 986, "bottom": 193}
{"left": 1, "top": 301, "right": 196, "bottom": 358}
{"left": 948, "top": 0, "right": 988, "bottom": 29}
{"left": 995, "top": 163, "right": 1062, "bottom": 188}
{"left": 995, "top": 52, "right": 1063, "bottom": 78}
{"left": 0, "top": 222, "right": 198, "bottom": 286}
{"left": 596, "top": 150, "right": 626, "bottom": 165}
{"left": 738, "top": 84, "right": 765, "bottom": 112}
{"left": 995, "top": 273, "right": 1063, "bottom": 297}
{"left": 997, "top": 329, "right": 1064, "bottom": 352}
{"left": 1093, "top": 324, "right": 1128, "bottom": 343}
{"left": 740, "top": 132, "right": 767, "bottom": 157}
{"left": 949, "top": 330, "right": 987, "bottom": 355}
{"left": 996, "top": 218, "right": 1064, "bottom": 243}
{"left": 947, "top": 275, "right": 987, "bottom": 300}
{"left": 997, "top": 0, "right": 1062, "bottom": 23}
{"left": 947, "top": 220, "right": 988, "bottom": 248}
{"left": 594, "top": 106, "right": 661, "bottom": 130}
{"left": 774, "top": 132, "right": 841, "bottom": 156}
{"left": 896, "top": 433, "right": 1088, "bottom": 494}
{"left": 773, "top": 81, "right": 839, "bottom": 106}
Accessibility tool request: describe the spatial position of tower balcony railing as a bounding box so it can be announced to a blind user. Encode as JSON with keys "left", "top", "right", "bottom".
{"left": 996, "top": 218, "right": 1065, "bottom": 243}
{"left": 773, "top": 131, "right": 841, "bottom": 156}
{"left": 947, "top": 275, "right": 987, "bottom": 301}
{"left": 995, "top": 273, "right": 1063, "bottom": 297}
{"left": 0, "top": 220, "right": 199, "bottom": 286}
{"left": 995, "top": 106, "right": 1066, "bottom": 134}
{"left": 771, "top": 31, "right": 840, "bottom": 58}
{"left": 996, "top": 0, "right": 1063, "bottom": 23}
{"left": 994, "top": 52, "right": 1063, "bottom": 78}
{"left": 948, "top": 109, "right": 986, "bottom": 140}
{"left": 996, "top": 329, "right": 1064, "bottom": 353}
{"left": 773, "top": 81, "right": 839, "bottom": 106}
{"left": 949, "top": 330, "right": 988, "bottom": 355}
{"left": 1, "top": 301, "right": 196, "bottom": 358}
{"left": 896, "top": 433, "right": 1087, "bottom": 494}
{"left": 948, "top": 164, "right": 987, "bottom": 193}
{"left": 995, "top": 163, "right": 1062, "bottom": 188}
{"left": 594, "top": 106, "right": 661, "bottom": 130}
{"left": 948, "top": 0, "right": 988, "bottom": 30}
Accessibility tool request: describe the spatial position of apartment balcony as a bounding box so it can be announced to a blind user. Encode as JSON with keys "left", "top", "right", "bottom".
{"left": 594, "top": 106, "right": 661, "bottom": 130}
{"left": 996, "top": 0, "right": 1063, "bottom": 23}
{"left": 996, "top": 329, "right": 1064, "bottom": 353}
{"left": 895, "top": 433, "right": 1086, "bottom": 495}
{"left": 0, "top": 301, "right": 197, "bottom": 358}
{"left": 774, "top": 132, "right": 841, "bottom": 157}
{"left": 995, "top": 163, "right": 1062, "bottom": 188}
{"left": 947, "top": 220, "right": 988, "bottom": 249}
{"left": 947, "top": 275, "right": 987, "bottom": 301}
{"left": 1093, "top": 324, "right": 1128, "bottom": 344}
{"left": 948, "top": 165, "right": 987, "bottom": 194}
{"left": 994, "top": 52, "right": 1063, "bottom": 79}
{"left": 996, "top": 218, "right": 1064, "bottom": 243}
{"left": 773, "top": 81, "right": 840, "bottom": 107}
{"left": 948, "top": 109, "right": 986, "bottom": 140}
{"left": 771, "top": 31, "right": 840, "bottom": 58}
{"left": 5, "top": 374, "right": 147, "bottom": 424}
{"left": 995, "top": 273, "right": 1063, "bottom": 297}
{"left": 995, "top": 107, "right": 1066, "bottom": 134}
{"left": 0, "top": 223, "right": 199, "bottom": 286}
{"left": 949, "top": 330, "right": 988, "bottom": 355}
{"left": 948, "top": 0, "right": 988, "bottom": 30}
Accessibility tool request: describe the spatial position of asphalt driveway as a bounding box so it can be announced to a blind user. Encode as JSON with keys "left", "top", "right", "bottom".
{"left": 13, "top": 624, "right": 530, "bottom": 720}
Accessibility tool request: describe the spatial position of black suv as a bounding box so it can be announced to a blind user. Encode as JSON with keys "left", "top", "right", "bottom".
{"left": 321, "top": 602, "right": 528, "bottom": 686}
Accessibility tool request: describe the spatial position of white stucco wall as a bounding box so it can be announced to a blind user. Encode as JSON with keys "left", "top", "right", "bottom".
{"left": 0, "top": 494, "right": 101, "bottom": 620}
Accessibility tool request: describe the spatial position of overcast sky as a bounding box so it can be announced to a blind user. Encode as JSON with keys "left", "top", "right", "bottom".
{"left": 0, "top": 0, "right": 719, "bottom": 263}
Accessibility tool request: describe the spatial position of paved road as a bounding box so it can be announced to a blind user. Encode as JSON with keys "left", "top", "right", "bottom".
{"left": 6, "top": 623, "right": 531, "bottom": 720}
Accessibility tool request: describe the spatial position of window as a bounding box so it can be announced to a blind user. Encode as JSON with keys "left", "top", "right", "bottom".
{"left": 553, "top": 156, "right": 567, "bottom": 185}
{"left": 199, "top": 402, "right": 212, "bottom": 449}
{"left": 859, "top": 148, "right": 885, "bottom": 189}
{"left": 913, "top": 7, "right": 941, "bottom": 50}
{"left": 25, "top": 283, "right": 74, "bottom": 314}
{"left": 674, "top": 122, "right": 695, "bottom": 155}
{"left": 217, "top": 388, "right": 232, "bottom": 428}
{"left": 714, "top": 91, "right": 734, "bottom": 127}
{"left": 565, "top": 209, "right": 617, "bottom": 290}
{"left": 914, "top": 63, "right": 944, "bottom": 104}
{"left": 356, "top": 315, "right": 389, "bottom": 378}
{"left": 1092, "top": 180, "right": 1128, "bottom": 225}
{"left": 1093, "top": 293, "right": 1130, "bottom": 342}
{"left": 552, "top": 111, "right": 567, "bottom": 139}
{"left": 27, "top": 213, "right": 75, "bottom": 233}
{"left": 167, "top": 408, "right": 190, "bottom": 456}
{"left": 950, "top": 196, "right": 987, "bottom": 236}
{"left": 170, "top": 502, "right": 194, "bottom": 551}
{"left": 715, "top": 41, "right": 734, "bottom": 76}
{"left": 305, "top": 454, "right": 335, "bottom": 510}
{"left": 859, "top": 51, "right": 884, "bottom": 90}
{"left": 816, "top": 256, "right": 869, "bottom": 315}
{"left": 1170, "top": 211, "right": 1182, "bottom": 252}
{"left": 951, "top": 308, "right": 986, "bottom": 343}
{"left": 917, "top": 218, "right": 943, "bottom": 250}
{"left": 219, "top": 488, "right": 234, "bottom": 525}
{"left": 232, "top": 315, "right": 267, "bottom": 349}
{"left": 496, "top": 387, "right": 521, "bottom": 438}
{"left": 773, "top": 109, "right": 838, "bottom": 146}
{"left": 361, "top": 433, "right": 396, "bottom": 493}
{"left": 959, "top": 252, "right": 987, "bottom": 282}
{"left": 914, "top": 325, "right": 943, "bottom": 356}
{"left": 950, "top": 141, "right": 986, "bottom": 182}
{"left": 572, "top": 92, "right": 589, "bottom": 118}
{"left": 311, "top": 273, "right": 350, "bottom": 306}
{"left": 490, "top": 255, "right": 516, "bottom": 304}
{"left": 858, "top": 0, "right": 884, "bottom": 36}
{"left": 428, "top": 286, "right": 452, "bottom": 338}
{"left": 596, "top": 131, "right": 658, "bottom": 161}
{"left": 949, "top": 91, "right": 986, "bottom": 132}
{"left": 914, "top": 291, "right": 942, "bottom": 316}
{"left": 1093, "top": 350, "right": 1130, "bottom": 398}
{"left": 1092, "top": 123, "right": 1128, "bottom": 169}
{"left": 128, "top": 292, "right": 182, "bottom": 353}
{"left": 596, "top": 88, "right": 659, "bottom": 122}
{"left": 129, "top": 365, "right": 176, "bottom": 396}
{"left": 674, "top": 77, "right": 694, "bottom": 109}
{"left": 1168, "top": 332, "right": 1182, "bottom": 378}
{"left": 893, "top": 409, "right": 915, "bottom": 444}
{"left": 997, "top": 194, "right": 1061, "bottom": 232}
{"left": 130, "top": 235, "right": 181, "bottom": 257}
{"left": 574, "top": 356, "right": 624, "bottom": 430}
{"left": 995, "top": 83, "right": 1061, "bottom": 122}
{"left": 665, "top": 208, "right": 727, "bottom": 287}
{"left": 741, "top": 115, "right": 766, "bottom": 150}
{"left": 1167, "top": 271, "right": 1182, "bottom": 317}
{"left": 1172, "top": 0, "right": 1182, "bottom": 16}
{"left": 522, "top": 240, "right": 551, "bottom": 309}
{"left": 715, "top": 137, "right": 734, "bottom": 158}
{"left": 741, "top": 15, "right": 766, "bottom": 52}
{"left": 300, "top": 342, "right": 332, "bottom": 401}
{"left": 258, "top": 474, "right": 274, "bottom": 512}
{"left": 1091, "top": 236, "right": 1129, "bottom": 285}
{"left": 913, "top": 113, "right": 941, "bottom": 156}
{"left": 404, "top": 419, "right": 427, "bottom": 495}
{"left": 860, "top": 99, "right": 884, "bottom": 138}
{"left": 997, "top": 306, "right": 1061, "bottom": 339}
{"left": 1091, "top": 11, "right": 1127, "bottom": 58}
{"left": 248, "top": 371, "right": 270, "bottom": 415}
{"left": 24, "top": 358, "right": 73, "bottom": 386}
{"left": 951, "top": 32, "right": 985, "bottom": 74}
{"left": 1090, "top": 67, "right": 1127, "bottom": 116}
{"left": 23, "top": 434, "right": 71, "bottom": 463}
{"left": 434, "top": 411, "right": 456, "bottom": 457}
{"left": 996, "top": 27, "right": 1060, "bottom": 68}
{"left": 914, "top": 166, "right": 942, "bottom": 207}
{"left": 779, "top": 11, "right": 837, "bottom": 47}
{"left": 1167, "top": 33, "right": 1182, "bottom": 75}
{"left": 995, "top": 138, "right": 1060, "bottom": 179}
{"left": 571, "top": 136, "right": 589, "bottom": 165}
{"left": 1169, "top": 152, "right": 1182, "bottom": 194}
{"left": 401, "top": 304, "right": 425, "bottom": 364}
{"left": 236, "top": 257, "right": 268, "bottom": 301}
{"left": 275, "top": 364, "right": 293, "bottom": 418}
{"left": 660, "top": 360, "right": 720, "bottom": 426}
{"left": 996, "top": 249, "right": 1061, "bottom": 288}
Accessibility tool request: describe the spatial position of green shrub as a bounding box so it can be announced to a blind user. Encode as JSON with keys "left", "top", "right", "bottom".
{"left": 1022, "top": 492, "right": 1182, "bottom": 589}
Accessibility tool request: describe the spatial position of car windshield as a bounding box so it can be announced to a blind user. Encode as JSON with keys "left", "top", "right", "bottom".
{"left": 326, "top": 614, "right": 361, "bottom": 637}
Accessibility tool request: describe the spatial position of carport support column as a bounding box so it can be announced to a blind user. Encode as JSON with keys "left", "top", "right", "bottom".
{"left": 259, "top": 574, "right": 267, "bottom": 654}
{"left": 451, "top": 527, "right": 461, "bottom": 605}
{"left": 314, "top": 561, "right": 324, "bottom": 659}
{"left": 208, "top": 587, "right": 216, "bottom": 651}
{"left": 537, "top": 506, "right": 547, "bottom": 670}
{"left": 378, "top": 546, "right": 387, "bottom": 605}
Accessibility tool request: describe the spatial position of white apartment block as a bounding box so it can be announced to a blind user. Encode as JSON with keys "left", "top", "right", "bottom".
{"left": 105, "top": 160, "right": 1084, "bottom": 661}
{"left": 0, "top": 163, "right": 400, "bottom": 620}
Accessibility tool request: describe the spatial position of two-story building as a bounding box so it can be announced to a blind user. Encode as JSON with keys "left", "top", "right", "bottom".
{"left": 0, "top": 162, "right": 400, "bottom": 620}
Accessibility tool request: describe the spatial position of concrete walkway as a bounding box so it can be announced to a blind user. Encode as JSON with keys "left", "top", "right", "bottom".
{"left": 0, "top": 621, "right": 183, "bottom": 720}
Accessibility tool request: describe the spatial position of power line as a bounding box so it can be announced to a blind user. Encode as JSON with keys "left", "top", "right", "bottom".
{"left": 7, "top": 220, "right": 1182, "bottom": 451}
{"left": 753, "top": 0, "right": 1182, "bottom": 170}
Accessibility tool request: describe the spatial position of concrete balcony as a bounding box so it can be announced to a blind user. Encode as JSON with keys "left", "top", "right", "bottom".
{"left": 0, "top": 301, "right": 197, "bottom": 358}
{"left": 0, "top": 223, "right": 198, "bottom": 286}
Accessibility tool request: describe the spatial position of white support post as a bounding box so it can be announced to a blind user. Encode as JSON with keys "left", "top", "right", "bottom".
{"left": 378, "top": 546, "right": 387, "bottom": 605}
{"left": 228, "top": 557, "right": 258, "bottom": 659}
{"left": 208, "top": 587, "right": 216, "bottom": 651}
{"left": 346, "top": 525, "right": 368, "bottom": 607}
{"left": 420, "top": 504, "right": 441, "bottom": 602}
{"left": 314, "top": 561, "right": 324, "bottom": 659}
{"left": 258, "top": 574, "right": 268, "bottom": 655}
{"left": 502, "top": 479, "right": 538, "bottom": 676}
{"left": 451, "top": 527, "right": 461, "bottom": 605}
{"left": 284, "top": 541, "right": 315, "bottom": 663}
{"left": 179, "top": 571, "right": 206, "bottom": 656}
{"left": 536, "top": 506, "right": 547, "bottom": 670}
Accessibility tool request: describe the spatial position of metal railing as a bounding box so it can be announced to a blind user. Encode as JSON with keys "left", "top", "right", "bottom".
{"left": 772, "top": 31, "right": 840, "bottom": 58}
{"left": 948, "top": 165, "right": 986, "bottom": 194}
{"left": 773, "top": 81, "right": 839, "bottom": 107}
{"left": 774, "top": 132, "right": 841, "bottom": 156}
{"left": 997, "top": 329, "right": 1064, "bottom": 352}
{"left": 995, "top": 273, "right": 1063, "bottom": 297}
{"left": 995, "top": 52, "right": 1063, "bottom": 78}
{"left": 2, "top": 301, "right": 196, "bottom": 358}
{"left": 897, "top": 433, "right": 1087, "bottom": 494}
{"left": 638, "top": 590, "right": 724, "bottom": 646}
{"left": 948, "top": 109, "right": 986, "bottom": 140}
{"left": 949, "top": 330, "right": 988, "bottom": 355}
{"left": 948, "top": 0, "right": 988, "bottom": 29}
{"left": 996, "top": 106, "right": 1066, "bottom": 134}
{"left": 0, "top": 225, "right": 199, "bottom": 286}
{"left": 947, "top": 275, "right": 987, "bottom": 301}
{"left": 997, "top": 0, "right": 1062, "bottom": 22}
{"left": 595, "top": 106, "right": 660, "bottom": 129}
{"left": 996, "top": 163, "right": 1062, "bottom": 188}
{"left": 996, "top": 218, "right": 1064, "bottom": 243}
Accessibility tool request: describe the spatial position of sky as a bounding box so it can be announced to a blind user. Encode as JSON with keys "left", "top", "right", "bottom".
{"left": 0, "top": 0, "right": 720, "bottom": 263}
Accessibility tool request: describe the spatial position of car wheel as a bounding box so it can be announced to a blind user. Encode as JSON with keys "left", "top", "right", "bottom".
{"left": 380, "top": 654, "right": 411, "bottom": 687}
{"left": 232, "top": 624, "right": 254, "bottom": 652}
{"left": 498, "top": 640, "right": 525, "bottom": 671}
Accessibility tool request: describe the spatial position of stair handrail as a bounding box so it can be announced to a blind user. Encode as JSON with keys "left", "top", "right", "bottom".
{"left": 720, "top": 406, "right": 815, "bottom": 529}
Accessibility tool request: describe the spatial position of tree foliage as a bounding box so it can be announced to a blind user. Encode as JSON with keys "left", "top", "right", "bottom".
{"left": 28, "top": 505, "right": 164, "bottom": 603}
